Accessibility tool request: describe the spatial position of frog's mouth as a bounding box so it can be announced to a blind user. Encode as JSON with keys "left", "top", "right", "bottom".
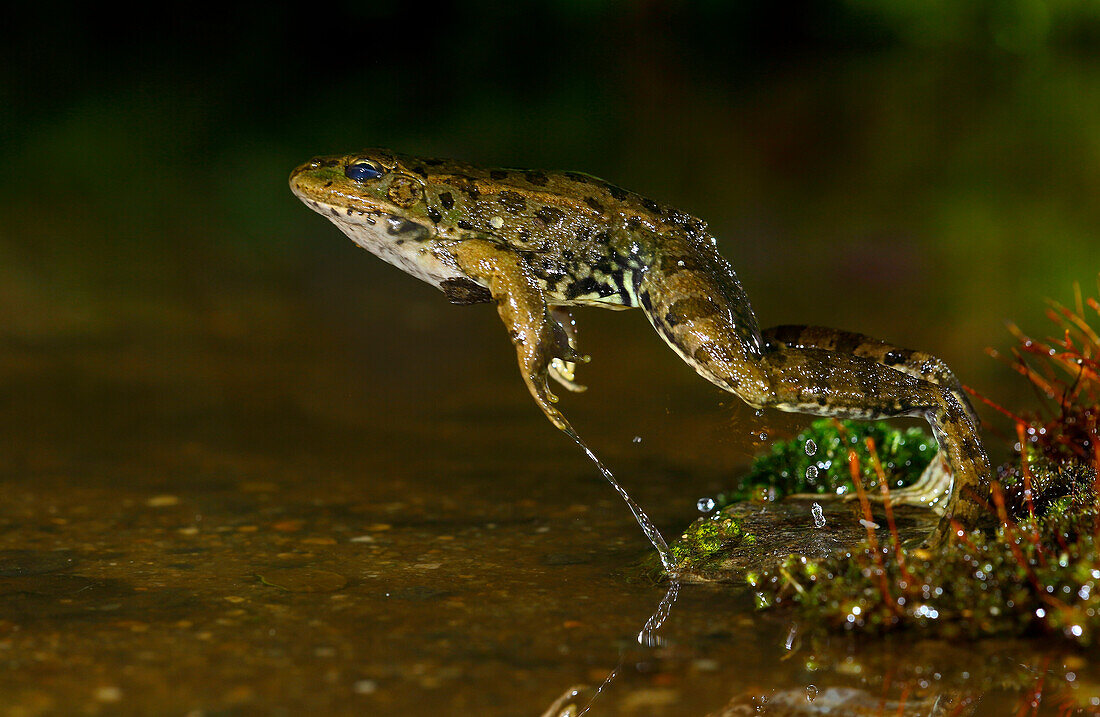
{"left": 300, "top": 197, "right": 431, "bottom": 245}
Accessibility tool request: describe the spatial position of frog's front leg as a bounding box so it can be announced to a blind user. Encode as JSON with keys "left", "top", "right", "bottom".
{"left": 632, "top": 233, "right": 991, "bottom": 542}
{"left": 442, "top": 236, "right": 581, "bottom": 435}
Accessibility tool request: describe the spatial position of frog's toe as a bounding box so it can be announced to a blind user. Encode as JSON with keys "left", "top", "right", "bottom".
{"left": 526, "top": 373, "right": 573, "bottom": 432}
{"left": 549, "top": 358, "right": 588, "bottom": 393}
{"left": 884, "top": 455, "right": 953, "bottom": 513}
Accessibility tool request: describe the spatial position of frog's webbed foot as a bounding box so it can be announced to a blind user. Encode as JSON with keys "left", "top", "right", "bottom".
{"left": 548, "top": 307, "right": 589, "bottom": 393}
{"left": 843, "top": 452, "right": 953, "bottom": 514}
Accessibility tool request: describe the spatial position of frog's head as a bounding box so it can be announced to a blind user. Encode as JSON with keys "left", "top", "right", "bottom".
{"left": 289, "top": 149, "right": 434, "bottom": 243}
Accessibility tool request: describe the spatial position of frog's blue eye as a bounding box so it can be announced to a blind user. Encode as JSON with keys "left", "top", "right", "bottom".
{"left": 346, "top": 161, "right": 384, "bottom": 182}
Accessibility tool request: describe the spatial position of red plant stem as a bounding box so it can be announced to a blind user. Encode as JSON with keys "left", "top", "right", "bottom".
{"left": 846, "top": 446, "right": 898, "bottom": 614}
{"left": 865, "top": 437, "right": 911, "bottom": 585}
{"left": 1013, "top": 672, "right": 1044, "bottom": 717}
{"left": 947, "top": 695, "right": 977, "bottom": 717}
{"left": 991, "top": 483, "right": 1049, "bottom": 587}
{"left": 895, "top": 684, "right": 910, "bottom": 717}
{"left": 1016, "top": 422, "right": 1036, "bottom": 521}
{"left": 964, "top": 384, "right": 1029, "bottom": 424}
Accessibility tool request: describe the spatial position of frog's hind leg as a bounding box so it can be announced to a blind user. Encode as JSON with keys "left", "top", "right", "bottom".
{"left": 633, "top": 241, "right": 990, "bottom": 542}
{"left": 762, "top": 325, "right": 979, "bottom": 425}
{"left": 761, "top": 325, "right": 976, "bottom": 512}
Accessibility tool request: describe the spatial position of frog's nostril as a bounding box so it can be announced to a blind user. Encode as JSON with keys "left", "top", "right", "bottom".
{"left": 309, "top": 159, "right": 322, "bottom": 169}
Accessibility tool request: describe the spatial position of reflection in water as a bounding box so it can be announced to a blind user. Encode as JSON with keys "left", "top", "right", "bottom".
{"left": 542, "top": 580, "right": 682, "bottom": 717}
{"left": 637, "top": 580, "right": 680, "bottom": 647}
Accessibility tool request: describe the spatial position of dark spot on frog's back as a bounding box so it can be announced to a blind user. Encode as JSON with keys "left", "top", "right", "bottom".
{"left": 440, "top": 278, "right": 492, "bottom": 305}
{"left": 642, "top": 198, "right": 660, "bottom": 213}
{"left": 498, "top": 191, "right": 526, "bottom": 213}
{"left": 605, "top": 184, "right": 628, "bottom": 201}
{"left": 524, "top": 170, "right": 549, "bottom": 186}
{"left": 490, "top": 170, "right": 509, "bottom": 180}
{"left": 535, "top": 206, "right": 566, "bottom": 226}
{"left": 450, "top": 174, "right": 480, "bottom": 200}
{"left": 584, "top": 197, "right": 603, "bottom": 213}
{"left": 439, "top": 192, "right": 455, "bottom": 210}
{"left": 565, "top": 275, "right": 605, "bottom": 300}
{"left": 884, "top": 349, "right": 912, "bottom": 366}
{"left": 427, "top": 206, "right": 442, "bottom": 223}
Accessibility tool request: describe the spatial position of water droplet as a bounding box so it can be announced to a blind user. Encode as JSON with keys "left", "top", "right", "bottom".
{"left": 697, "top": 497, "right": 716, "bottom": 513}
{"left": 804, "top": 439, "right": 817, "bottom": 456}
{"left": 757, "top": 431, "right": 768, "bottom": 441}
{"left": 632, "top": 436, "right": 642, "bottom": 444}
{"left": 811, "top": 502, "right": 826, "bottom": 528}
{"left": 805, "top": 684, "right": 818, "bottom": 703}
{"left": 805, "top": 464, "right": 818, "bottom": 483}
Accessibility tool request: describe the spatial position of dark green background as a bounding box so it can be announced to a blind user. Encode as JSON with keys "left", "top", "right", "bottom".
{"left": 4, "top": 1, "right": 1100, "bottom": 402}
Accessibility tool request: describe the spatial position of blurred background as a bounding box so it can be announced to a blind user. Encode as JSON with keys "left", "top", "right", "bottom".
{"left": 4, "top": 2, "right": 1100, "bottom": 403}
{"left": 3, "top": 2, "right": 1100, "bottom": 713}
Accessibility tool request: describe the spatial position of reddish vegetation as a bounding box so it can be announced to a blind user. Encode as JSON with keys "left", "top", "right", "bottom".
{"left": 971, "top": 277, "right": 1100, "bottom": 474}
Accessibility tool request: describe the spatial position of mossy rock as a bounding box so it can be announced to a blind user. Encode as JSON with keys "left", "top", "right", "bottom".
{"left": 670, "top": 498, "right": 938, "bottom": 583}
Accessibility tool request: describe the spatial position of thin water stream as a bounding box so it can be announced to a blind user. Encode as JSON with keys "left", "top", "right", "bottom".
{"left": 566, "top": 428, "right": 677, "bottom": 576}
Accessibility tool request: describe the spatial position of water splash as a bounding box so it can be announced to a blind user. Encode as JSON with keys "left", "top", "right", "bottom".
{"left": 697, "top": 497, "right": 716, "bottom": 513}
{"left": 805, "top": 464, "right": 819, "bottom": 482}
{"left": 811, "top": 502, "right": 826, "bottom": 528}
{"left": 567, "top": 432, "right": 676, "bottom": 575}
{"left": 804, "top": 439, "right": 817, "bottom": 456}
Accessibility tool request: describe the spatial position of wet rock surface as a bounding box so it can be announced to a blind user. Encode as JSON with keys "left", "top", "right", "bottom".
{"left": 672, "top": 499, "right": 938, "bottom": 583}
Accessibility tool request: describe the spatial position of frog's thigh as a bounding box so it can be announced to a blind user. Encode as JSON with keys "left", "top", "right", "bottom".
{"left": 762, "top": 324, "right": 980, "bottom": 508}
{"left": 762, "top": 324, "right": 977, "bottom": 424}
{"left": 748, "top": 347, "right": 990, "bottom": 532}
{"left": 444, "top": 237, "right": 575, "bottom": 433}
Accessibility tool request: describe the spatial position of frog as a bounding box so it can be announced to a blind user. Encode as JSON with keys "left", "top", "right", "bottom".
{"left": 289, "top": 149, "right": 991, "bottom": 543}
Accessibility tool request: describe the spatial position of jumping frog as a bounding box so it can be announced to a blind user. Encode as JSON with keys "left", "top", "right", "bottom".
{"left": 289, "top": 149, "right": 991, "bottom": 541}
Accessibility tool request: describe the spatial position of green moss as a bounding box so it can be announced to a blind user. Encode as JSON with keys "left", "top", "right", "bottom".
{"left": 671, "top": 514, "right": 754, "bottom": 573}
{"left": 714, "top": 418, "right": 937, "bottom": 506}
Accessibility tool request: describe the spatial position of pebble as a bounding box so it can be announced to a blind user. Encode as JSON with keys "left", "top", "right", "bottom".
{"left": 94, "top": 686, "right": 122, "bottom": 703}
{"left": 353, "top": 680, "right": 377, "bottom": 695}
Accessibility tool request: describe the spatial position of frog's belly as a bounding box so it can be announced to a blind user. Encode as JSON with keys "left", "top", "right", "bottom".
{"left": 332, "top": 212, "right": 469, "bottom": 290}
